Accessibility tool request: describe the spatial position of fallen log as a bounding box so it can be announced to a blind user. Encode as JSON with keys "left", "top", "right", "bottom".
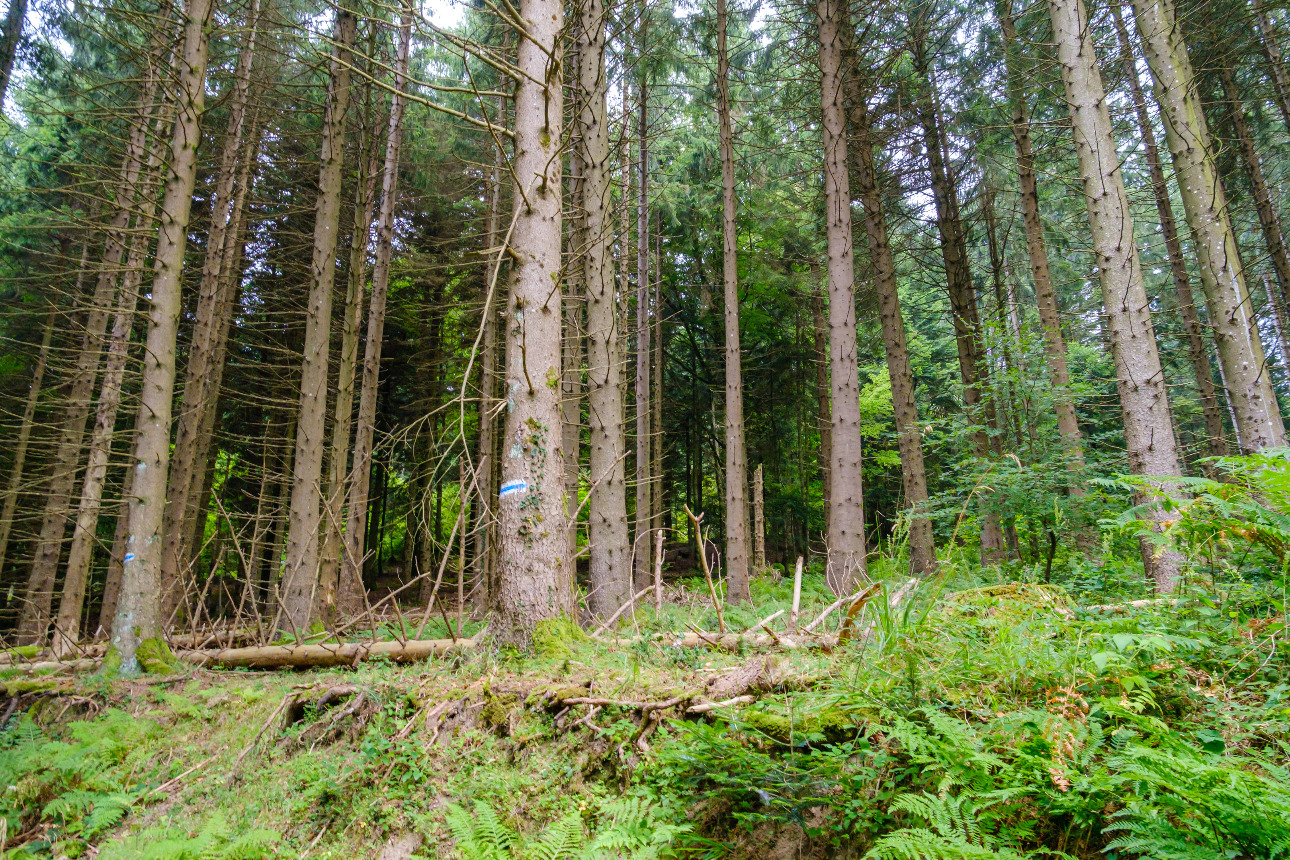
{"left": 179, "top": 634, "right": 479, "bottom": 669}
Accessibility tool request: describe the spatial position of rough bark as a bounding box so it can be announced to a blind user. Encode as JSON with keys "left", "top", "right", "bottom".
{"left": 109, "top": 0, "right": 216, "bottom": 672}
{"left": 160, "top": 0, "right": 261, "bottom": 615}
{"left": 496, "top": 0, "right": 573, "bottom": 645}
{"left": 1047, "top": 0, "right": 1186, "bottom": 591}
{"left": 909, "top": 22, "right": 1005, "bottom": 564}
{"left": 635, "top": 35, "right": 653, "bottom": 593}
{"left": 717, "top": 0, "right": 750, "bottom": 603}
{"left": 816, "top": 0, "right": 868, "bottom": 594}
{"left": 0, "top": 0, "right": 26, "bottom": 108}
{"left": 16, "top": 55, "right": 164, "bottom": 643}
{"left": 998, "top": 1, "right": 1085, "bottom": 470}
{"left": 1132, "top": 0, "right": 1285, "bottom": 452}
{"left": 1110, "top": 3, "right": 1229, "bottom": 459}
{"left": 54, "top": 104, "right": 171, "bottom": 656}
{"left": 842, "top": 41, "right": 937, "bottom": 575}
{"left": 340, "top": 4, "right": 412, "bottom": 619}
{"left": 318, "top": 120, "right": 379, "bottom": 617}
{"left": 277, "top": 9, "right": 357, "bottom": 636}
{"left": 579, "top": 0, "right": 629, "bottom": 620}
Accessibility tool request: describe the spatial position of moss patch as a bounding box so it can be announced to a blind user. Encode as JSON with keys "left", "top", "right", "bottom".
{"left": 136, "top": 638, "right": 184, "bottom": 675}
{"left": 532, "top": 616, "right": 588, "bottom": 660}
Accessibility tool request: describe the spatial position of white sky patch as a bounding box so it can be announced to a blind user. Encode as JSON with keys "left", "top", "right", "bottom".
{"left": 420, "top": 0, "right": 466, "bottom": 29}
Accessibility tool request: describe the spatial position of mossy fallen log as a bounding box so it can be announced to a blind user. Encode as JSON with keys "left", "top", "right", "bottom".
{"left": 178, "top": 635, "right": 479, "bottom": 669}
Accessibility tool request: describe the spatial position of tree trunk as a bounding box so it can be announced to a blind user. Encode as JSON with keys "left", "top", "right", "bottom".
{"left": 1131, "top": 0, "right": 1285, "bottom": 453}
{"left": 160, "top": 1, "right": 262, "bottom": 615}
{"left": 0, "top": 305, "right": 54, "bottom": 584}
{"left": 752, "top": 463, "right": 765, "bottom": 571}
{"left": 1110, "top": 3, "right": 1228, "bottom": 460}
{"left": 1252, "top": 0, "right": 1290, "bottom": 132}
{"left": 496, "top": 0, "right": 572, "bottom": 645}
{"left": 340, "top": 2, "right": 412, "bottom": 619}
{"left": 277, "top": 8, "right": 357, "bottom": 636}
{"left": 54, "top": 105, "right": 171, "bottom": 656}
{"left": 562, "top": 224, "right": 582, "bottom": 587}
{"left": 634, "top": 34, "right": 653, "bottom": 593}
{"left": 717, "top": 0, "right": 750, "bottom": 603}
{"left": 816, "top": 0, "right": 867, "bottom": 594}
{"left": 842, "top": 41, "right": 937, "bottom": 575}
{"left": 0, "top": 0, "right": 26, "bottom": 108}
{"left": 909, "top": 24, "right": 1004, "bottom": 565}
{"left": 1219, "top": 62, "right": 1290, "bottom": 323}
{"left": 474, "top": 96, "right": 506, "bottom": 610}
{"left": 108, "top": 0, "right": 215, "bottom": 673}
{"left": 1048, "top": 0, "right": 1186, "bottom": 592}
{"left": 16, "top": 56, "right": 164, "bottom": 643}
{"left": 319, "top": 100, "right": 382, "bottom": 619}
{"left": 809, "top": 264, "right": 831, "bottom": 519}
{"left": 579, "top": 0, "right": 629, "bottom": 620}
{"left": 998, "top": 0, "right": 1084, "bottom": 471}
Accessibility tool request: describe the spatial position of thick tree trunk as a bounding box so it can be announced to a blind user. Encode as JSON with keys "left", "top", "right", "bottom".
{"left": 1048, "top": 0, "right": 1186, "bottom": 592}
{"left": 496, "top": 0, "right": 572, "bottom": 645}
{"left": 842, "top": 44, "right": 937, "bottom": 576}
{"left": 717, "top": 0, "right": 750, "bottom": 603}
{"left": 1265, "top": 273, "right": 1290, "bottom": 374}
{"left": 17, "top": 55, "right": 165, "bottom": 643}
{"left": 318, "top": 124, "right": 379, "bottom": 618}
{"left": 160, "top": 2, "right": 261, "bottom": 615}
{"left": 0, "top": 306, "right": 53, "bottom": 584}
{"left": 54, "top": 110, "right": 171, "bottom": 656}
{"left": 1110, "top": 3, "right": 1228, "bottom": 459}
{"left": 109, "top": 0, "right": 215, "bottom": 672}
{"left": 635, "top": 43, "right": 653, "bottom": 593}
{"left": 0, "top": 0, "right": 26, "bottom": 108}
{"left": 1132, "top": 0, "right": 1285, "bottom": 452}
{"left": 816, "top": 0, "right": 867, "bottom": 594}
{"left": 998, "top": 1, "right": 1084, "bottom": 472}
{"left": 1252, "top": 0, "right": 1290, "bottom": 132}
{"left": 562, "top": 235, "right": 582, "bottom": 586}
{"left": 340, "top": 4, "right": 412, "bottom": 619}
{"left": 909, "top": 27, "right": 1004, "bottom": 565}
{"left": 579, "top": 0, "right": 629, "bottom": 620}
{"left": 277, "top": 9, "right": 357, "bottom": 636}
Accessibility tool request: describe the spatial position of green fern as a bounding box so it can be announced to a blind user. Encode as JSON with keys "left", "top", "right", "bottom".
{"left": 94, "top": 812, "right": 279, "bottom": 860}
{"left": 446, "top": 797, "right": 689, "bottom": 860}
{"left": 523, "top": 811, "right": 584, "bottom": 860}
{"left": 867, "top": 827, "right": 1028, "bottom": 860}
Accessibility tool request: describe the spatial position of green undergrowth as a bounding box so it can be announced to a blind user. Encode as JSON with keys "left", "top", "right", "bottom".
{"left": 1, "top": 563, "right": 1289, "bottom": 858}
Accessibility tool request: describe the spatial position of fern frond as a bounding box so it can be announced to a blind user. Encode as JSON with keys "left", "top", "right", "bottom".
{"left": 523, "top": 811, "right": 583, "bottom": 860}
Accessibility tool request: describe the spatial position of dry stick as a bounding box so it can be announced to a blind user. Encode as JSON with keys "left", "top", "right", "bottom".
{"left": 790, "top": 556, "right": 803, "bottom": 630}
{"left": 684, "top": 504, "right": 725, "bottom": 634}
{"left": 687, "top": 695, "right": 755, "bottom": 714}
{"left": 589, "top": 587, "right": 653, "bottom": 637}
{"left": 747, "top": 608, "right": 784, "bottom": 633}
{"left": 233, "top": 693, "right": 292, "bottom": 770}
{"left": 803, "top": 583, "right": 879, "bottom": 634}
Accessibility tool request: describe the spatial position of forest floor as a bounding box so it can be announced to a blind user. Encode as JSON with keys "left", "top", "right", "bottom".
{"left": 1, "top": 559, "right": 1288, "bottom": 859}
